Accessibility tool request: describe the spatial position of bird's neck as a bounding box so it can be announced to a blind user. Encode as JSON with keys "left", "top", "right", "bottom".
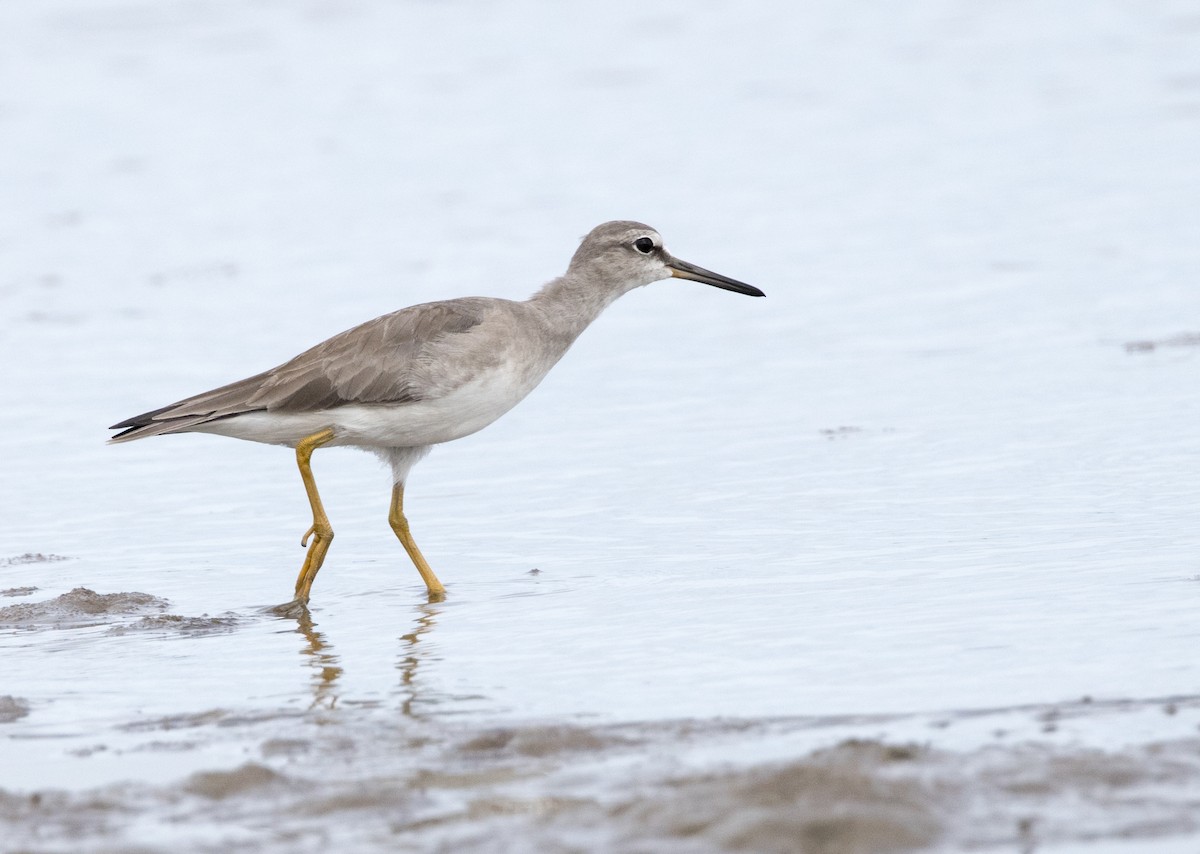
{"left": 526, "top": 270, "right": 623, "bottom": 341}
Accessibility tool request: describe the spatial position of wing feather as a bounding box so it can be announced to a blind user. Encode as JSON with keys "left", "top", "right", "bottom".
{"left": 109, "top": 298, "right": 493, "bottom": 442}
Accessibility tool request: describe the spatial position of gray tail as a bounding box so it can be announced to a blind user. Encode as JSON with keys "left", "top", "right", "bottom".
{"left": 108, "top": 370, "right": 273, "bottom": 444}
{"left": 108, "top": 414, "right": 218, "bottom": 444}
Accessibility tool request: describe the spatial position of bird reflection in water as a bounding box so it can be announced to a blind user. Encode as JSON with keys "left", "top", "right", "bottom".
{"left": 396, "top": 600, "right": 441, "bottom": 718}
{"left": 294, "top": 612, "right": 343, "bottom": 710}
{"left": 288, "top": 597, "right": 443, "bottom": 714}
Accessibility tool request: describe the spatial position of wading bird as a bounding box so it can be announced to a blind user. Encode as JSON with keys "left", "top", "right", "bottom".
{"left": 110, "top": 221, "right": 763, "bottom": 612}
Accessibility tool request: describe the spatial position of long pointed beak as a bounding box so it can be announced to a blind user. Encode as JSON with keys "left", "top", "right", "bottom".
{"left": 666, "top": 256, "right": 765, "bottom": 297}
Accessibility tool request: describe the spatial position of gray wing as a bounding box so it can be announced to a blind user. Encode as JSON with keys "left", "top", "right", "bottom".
{"left": 109, "top": 298, "right": 493, "bottom": 441}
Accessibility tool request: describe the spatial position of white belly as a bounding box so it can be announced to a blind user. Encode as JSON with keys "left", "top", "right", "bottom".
{"left": 194, "top": 363, "right": 543, "bottom": 449}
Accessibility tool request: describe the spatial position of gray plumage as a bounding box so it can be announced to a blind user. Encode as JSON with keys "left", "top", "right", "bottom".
{"left": 110, "top": 220, "right": 763, "bottom": 455}
{"left": 110, "top": 299, "right": 494, "bottom": 442}
{"left": 108, "top": 220, "right": 763, "bottom": 608}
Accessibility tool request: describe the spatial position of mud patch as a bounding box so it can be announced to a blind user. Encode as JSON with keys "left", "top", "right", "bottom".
{"left": 6, "top": 720, "right": 1198, "bottom": 853}
{"left": 260, "top": 738, "right": 312, "bottom": 758}
{"left": 960, "top": 740, "right": 1200, "bottom": 848}
{"left": 0, "top": 588, "right": 168, "bottom": 629}
{"left": 1124, "top": 332, "right": 1200, "bottom": 352}
{"left": 106, "top": 614, "right": 240, "bottom": 637}
{"left": 1, "top": 587, "right": 38, "bottom": 597}
{"left": 120, "top": 709, "right": 228, "bottom": 732}
{"left": 457, "top": 724, "right": 628, "bottom": 757}
{"left": 0, "top": 787, "right": 133, "bottom": 845}
{"left": 185, "top": 763, "right": 288, "bottom": 799}
{"left": 490, "top": 736, "right": 1200, "bottom": 854}
{"left": 603, "top": 740, "right": 944, "bottom": 853}
{"left": 0, "top": 696, "right": 31, "bottom": 723}
{"left": 819, "top": 425, "right": 865, "bottom": 439}
{"left": 0, "top": 553, "right": 72, "bottom": 567}
{"left": 120, "top": 708, "right": 305, "bottom": 734}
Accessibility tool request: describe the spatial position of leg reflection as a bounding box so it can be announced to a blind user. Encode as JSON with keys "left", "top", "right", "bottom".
{"left": 295, "top": 612, "right": 343, "bottom": 710}
{"left": 396, "top": 599, "right": 442, "bottom": 718}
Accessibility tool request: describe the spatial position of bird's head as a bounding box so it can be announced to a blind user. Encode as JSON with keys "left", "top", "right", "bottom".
{"left": 568, "top": 221, "right": 765, "bottom": 298}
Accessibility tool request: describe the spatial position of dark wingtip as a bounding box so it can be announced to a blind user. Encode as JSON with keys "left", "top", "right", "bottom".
{"left": 109, "top": 400, "right": 180, "bottom": 433}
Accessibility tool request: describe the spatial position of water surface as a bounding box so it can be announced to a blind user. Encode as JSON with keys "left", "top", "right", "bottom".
{"left": 3, "top": 0, "right": 1200, "bottom": 850}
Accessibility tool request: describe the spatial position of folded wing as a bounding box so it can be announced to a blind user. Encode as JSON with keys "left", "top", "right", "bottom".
{"left": 109, "top": 298, "right": 491, "bottom": 443}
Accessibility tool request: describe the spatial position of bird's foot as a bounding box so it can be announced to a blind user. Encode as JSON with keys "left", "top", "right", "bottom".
{"left": 266, "top": 596, "right": 311, "bottom": 619}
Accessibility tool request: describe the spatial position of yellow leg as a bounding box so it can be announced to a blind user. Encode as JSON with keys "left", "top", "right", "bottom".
{"left": 388, "top": 483, "right": 446, "bottom": 600}
{"left": 291, "top": 427, "right": 337, "bottom": 605}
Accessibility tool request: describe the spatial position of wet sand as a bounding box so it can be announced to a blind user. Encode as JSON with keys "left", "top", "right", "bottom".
{"left": 9, "top": 722, "right": 1200, "bottom": 853}
{"left": 4, "top": 585, "right": 1200, "bottom": 852}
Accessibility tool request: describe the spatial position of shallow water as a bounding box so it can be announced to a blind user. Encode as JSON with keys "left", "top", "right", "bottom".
{"left": 3, "top": 0, "right": 1200, "bottom": 851}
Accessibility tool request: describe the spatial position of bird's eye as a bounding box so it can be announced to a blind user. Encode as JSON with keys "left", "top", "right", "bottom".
{"left": 634, "top": 237, "right": 655, "bottom": 254}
